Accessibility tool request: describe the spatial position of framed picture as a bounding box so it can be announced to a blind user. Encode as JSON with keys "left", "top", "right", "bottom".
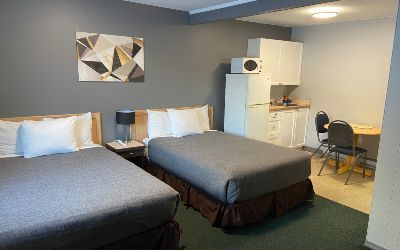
{"left": 76, "top": 32, "right": 144, "bottom": 82}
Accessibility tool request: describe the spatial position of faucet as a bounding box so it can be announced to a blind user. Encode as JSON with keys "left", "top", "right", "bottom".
{"left": 273, "top": 96, "right": 283, "bottom": 104}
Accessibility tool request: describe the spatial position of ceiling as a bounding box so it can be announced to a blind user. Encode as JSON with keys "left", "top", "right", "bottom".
{"left": 238, "top": 0, "right": 398, "bottom": 27}
{"left": 125, "top": 0, "right": 252, "bottom": 13}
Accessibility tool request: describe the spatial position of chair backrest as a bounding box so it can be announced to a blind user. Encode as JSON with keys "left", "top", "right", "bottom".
{"left": 315, "top": 111, "right": 329, "bottom": 134}
{"left": 328, "top": 120, "right": 354, "bottom": 148}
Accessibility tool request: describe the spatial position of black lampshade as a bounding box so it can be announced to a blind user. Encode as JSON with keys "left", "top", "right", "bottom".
{"left": 116, "top": 110, "right": 135, "bottom": 125}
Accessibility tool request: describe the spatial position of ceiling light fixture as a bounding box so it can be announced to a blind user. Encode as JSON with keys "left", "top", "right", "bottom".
{"left": 310, "top": 7, "right": 340, "bottom": 19}
{"left": 312, "top": 11, "right": 338, "bottom": 18}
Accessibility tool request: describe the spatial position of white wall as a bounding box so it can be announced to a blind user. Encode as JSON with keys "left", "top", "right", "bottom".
{"left": 367, "top": 7, "right": 400, "bottom": 250}
{"left": 290, "top": 18, "right": 396, "bottom": 159}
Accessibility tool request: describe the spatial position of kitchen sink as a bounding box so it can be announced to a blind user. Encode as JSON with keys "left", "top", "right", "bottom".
{"left": 272, "top": 103, "right": 298, "bottom": 107}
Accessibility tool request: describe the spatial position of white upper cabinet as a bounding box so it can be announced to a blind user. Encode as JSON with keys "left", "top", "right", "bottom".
{"left": 248, "top": 38, "right": 303, "bottom": 85}
{"left": 279, "top": 42, "right": 303, "bottom": 85}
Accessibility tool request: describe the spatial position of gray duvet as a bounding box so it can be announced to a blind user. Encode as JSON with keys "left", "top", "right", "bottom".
{"left": 148, "top": 131, "right": 311, "bottom": 204}
{"left": 0, "top": 147, "right": 179, "bottom": 250}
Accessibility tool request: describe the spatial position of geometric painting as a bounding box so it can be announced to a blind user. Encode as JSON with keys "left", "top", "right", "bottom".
{"left": 76, "top": 32, "right": 144, "bottom": 82}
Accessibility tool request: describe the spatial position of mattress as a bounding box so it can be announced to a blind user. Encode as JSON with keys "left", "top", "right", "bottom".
{"left": 0, "top": 147, "right": 179, "bottom": 249}
{"left": 148, "top": 131, "right": 311, "bottom": 204}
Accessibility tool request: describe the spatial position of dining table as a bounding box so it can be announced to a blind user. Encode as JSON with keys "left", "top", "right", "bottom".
{"left": 323, "top": 123, "right": 381, "bottom": 176}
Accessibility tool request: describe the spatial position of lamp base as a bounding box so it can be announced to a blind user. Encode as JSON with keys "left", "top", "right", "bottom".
{"left": 124, "top": 124, "right": 133, "bottom": 144}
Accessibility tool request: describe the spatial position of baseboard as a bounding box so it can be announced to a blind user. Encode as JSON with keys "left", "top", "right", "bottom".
{"left": 364, "top": 240, "right": 386, "bottom": 250}
{"left": 303, "top": 146, "right": 377, "bottom": 164}
{"left": 303, "top": 146, "right": 324, "bottom": 155}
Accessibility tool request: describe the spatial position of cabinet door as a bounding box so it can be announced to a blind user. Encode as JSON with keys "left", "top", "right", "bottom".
{"left": 281, "top": 111, "right": 295, "bottom": 147}
{"left": 259, "top": 39, "right": 281, "bottom": 85}
{"left": 278, "top": 42, "right": 303, "bottom": 85}
{"left": 292, "top": 109, "right": 309, "bottom": 147}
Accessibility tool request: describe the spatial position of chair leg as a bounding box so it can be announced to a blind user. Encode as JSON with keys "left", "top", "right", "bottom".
{"left": 345, "top": 155, "right": 360, "bottom": 185}
{"left": 362, "top": 153, "right": 367, "bottom": 178}
{"left": 311, "top": 143, "right": 323, "bottom": 157}
{"left": 320, "top": 147, "right": 329, "bottom": 158}
{"left": 335, "top": 152, "right": 339, "bottom": 169}
{"left": 318, "top": 150, "right": 331, "bottom": 176}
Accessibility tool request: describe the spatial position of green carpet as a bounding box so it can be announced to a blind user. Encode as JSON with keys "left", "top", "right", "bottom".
{"left": 175, "top": 195, "right": 369, "bottom": 250}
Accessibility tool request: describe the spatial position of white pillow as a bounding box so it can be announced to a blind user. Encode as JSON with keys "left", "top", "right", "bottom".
{"left": 147, "top": 110, "right": 173, "bottom": 138}
{"left": 43, "top": 112, "right": 94, "bottom": 148}
{"left": 21, "top": 116, "right": 78, "bottom": 158}
{"left": 0, "top": 120, "right": 23, "bottom": 155}
{"left": 195, "top": 105, "right": 210, "bottom": 131}
{"left": 75, "top": 112, "right": 94, "bottom": 147}
{"left": 167, "top": 109, "right": 204, "bottom": 137}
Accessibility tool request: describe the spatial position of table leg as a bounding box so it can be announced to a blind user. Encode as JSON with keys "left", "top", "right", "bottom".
{"left": 333, "top": 135, "right": 374, "bottom": 176}
{"left": 337, "top": 156, "right": 353, "bottom": 174}
{"left": 335, "top": 135, "right": 359, "bottom": 174}
{"left": 326, "top": 135, "right": 369, "bottom": 175}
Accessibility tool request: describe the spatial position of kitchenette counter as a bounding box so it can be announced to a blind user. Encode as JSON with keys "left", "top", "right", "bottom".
{"left": 267, "top": 99, "right": 310, "bottom": 147}
{"left": 269, "top": 98, "right": 311, "bottom": 112}
{"left": 269, "top": 104, "right": 310, "bottom": 112}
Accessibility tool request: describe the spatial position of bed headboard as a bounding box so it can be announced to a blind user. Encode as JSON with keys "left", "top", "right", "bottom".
{"left": 133, "top": 106, "right": 214, "bottom": 143}
{"left": 0, "top": 112, "right": 103, "bottom": 145}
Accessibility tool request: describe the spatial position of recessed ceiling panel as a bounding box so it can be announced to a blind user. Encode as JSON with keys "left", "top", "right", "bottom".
{"left": 238, "top": 0, "right": 398, "bottom": 27}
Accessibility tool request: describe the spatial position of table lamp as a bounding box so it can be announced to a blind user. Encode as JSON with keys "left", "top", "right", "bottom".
{"left": 116, "top": 110, "right": 135, "bottom": 143}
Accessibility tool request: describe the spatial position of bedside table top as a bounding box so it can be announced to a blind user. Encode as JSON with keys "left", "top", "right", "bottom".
{"left": 106, "top": 140, "right": 146, "bottom": 153}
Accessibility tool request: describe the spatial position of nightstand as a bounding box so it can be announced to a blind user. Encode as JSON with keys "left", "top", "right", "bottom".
{"left": 105, "top": 140, "right": 146, "bottom": 167}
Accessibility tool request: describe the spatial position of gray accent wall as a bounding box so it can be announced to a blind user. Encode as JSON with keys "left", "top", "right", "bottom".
{"left": 0, "top": 0, "right": 291, "bottom": 142}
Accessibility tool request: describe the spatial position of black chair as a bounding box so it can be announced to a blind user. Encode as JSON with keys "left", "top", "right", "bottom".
{"left": 311, "top": 111, "right": 330, "bottom": 157}
{"left": 318, "top": 120, "right": 368, "bottom": 185}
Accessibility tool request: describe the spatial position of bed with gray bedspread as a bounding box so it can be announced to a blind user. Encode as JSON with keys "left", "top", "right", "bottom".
{"left": 0, "top": 147, "right": 179, "bottom": 249}
{"left": 148, "top": 131, "right": 311, "bottom": 204}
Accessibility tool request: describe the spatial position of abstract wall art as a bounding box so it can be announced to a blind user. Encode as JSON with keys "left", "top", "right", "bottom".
{"left": 76, "top": 32, "right": 144, "bottom": 82}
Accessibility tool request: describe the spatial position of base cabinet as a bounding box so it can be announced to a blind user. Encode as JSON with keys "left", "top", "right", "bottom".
{"left": 267, "top": 108, "right": 309, "bottom": 148}
{"left": 267, "top": 111, "right": 282, "bottom": 145}
{"left": 281, "top": 111, "right": 296, "bottom": 147}
{"left": 292, "top": 109, "right": 309, "bottom": 147}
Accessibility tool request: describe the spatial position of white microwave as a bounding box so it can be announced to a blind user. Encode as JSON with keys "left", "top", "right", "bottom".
{"left": 231, "top": 58, "right": 262, "bottom": 74}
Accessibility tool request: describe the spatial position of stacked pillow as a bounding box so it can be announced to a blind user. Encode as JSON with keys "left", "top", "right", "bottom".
{"left": 43, "top": 112, "right": 94, "bottom": 148}
{"left": 21, "top": 116, "right": 79, "bottom": 158}
{"left": 0, "top": 120, "right": 24, "bottom": 156}
{"left": 0, "top": 112, "right": 95, "bottom": 158}
{"left": 147, "top": 105, "right": 211, "bottom": 139}
{"left": 147, "top": 110, "right": 173, "bottom": 138}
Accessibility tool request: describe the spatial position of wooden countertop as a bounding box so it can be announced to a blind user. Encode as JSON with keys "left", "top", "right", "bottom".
{"left": 269, "top": 104, "right": 311, "bottom": 112}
